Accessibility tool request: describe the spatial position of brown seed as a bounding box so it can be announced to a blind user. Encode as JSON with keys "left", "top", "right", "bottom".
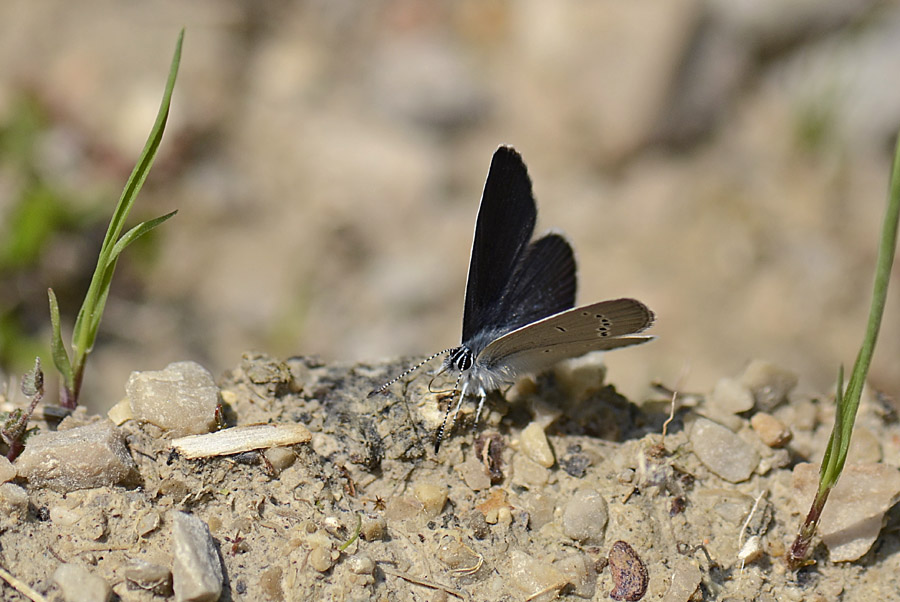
{"left": 608, "top": 541, "right": 648, "bottom": 601}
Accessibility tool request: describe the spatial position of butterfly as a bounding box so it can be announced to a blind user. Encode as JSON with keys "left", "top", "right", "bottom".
{"left": 371, "top": 146, "right": 654, "bottom": 452}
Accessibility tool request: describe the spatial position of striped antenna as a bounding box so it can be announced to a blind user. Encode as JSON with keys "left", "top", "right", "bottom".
{"left": 367, "top": 348, "right": 456, "bottom": 398}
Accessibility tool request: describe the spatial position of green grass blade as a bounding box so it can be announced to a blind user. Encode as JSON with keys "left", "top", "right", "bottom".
{"left": 71, "top": 29, "right": 183, "bottom": 356}
{"left": 820, "top": 134, "right": 900, "bottom": 492}
{"left": 108, "top": 210, "right": 178, "bottom": 263}
{"left": 47, "top": 288, "right": 73, "bottom": 388}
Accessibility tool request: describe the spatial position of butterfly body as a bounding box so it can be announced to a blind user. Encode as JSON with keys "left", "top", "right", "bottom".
{"left": 371, "top": 146, "right": 654, "bottom": 451}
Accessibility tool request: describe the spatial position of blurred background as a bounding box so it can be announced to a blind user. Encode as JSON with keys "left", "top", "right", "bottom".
{"left": 2, "top": 1, "right": 900, "bottom": 415}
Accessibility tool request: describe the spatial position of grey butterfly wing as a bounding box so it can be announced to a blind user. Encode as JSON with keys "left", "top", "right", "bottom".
{"left": 474, "top": 298, "right": 654, "bottom": 378}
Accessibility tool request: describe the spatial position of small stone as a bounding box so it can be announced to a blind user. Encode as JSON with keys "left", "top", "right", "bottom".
{"left": 385, "top": 496, "right": 424, "bottom": 523}
{"left": 846, "top": 426, "right": 882, "bottom": 464}
{"left": 49, "top": 505, "right": 82, "bottom": 527}
{"left": 750, "top": 412, "right": 792, "bottom": 448}
{"left": 124, "top": 560, "right": 172, "bottom": 595}
{"left": 136, "top": 510, "right": 162, "bottom": 537}
{"left": 437, "top": 537, "right": 482, "bottom": 572}
{"left": 740, "top": 360, "right": 798, "bottom": 411}
{"left": 0, "top": 483, "right": 30, "bottom": 525}
{"left": 126, "top": 361, "right": 220, "bottom": 436}
{"left": 309, "top": 545, "right": 333, "bottom": 572}
{"left": 0, "top": 455, "right": 17, "bottom": 483}
{"left": 258, "top": 566, "right": 282, "bottom": 600}
{"left": 793, "top": 463, "right": 900, "bottom": 562}
{"left": 660, "top": 559, "right": 701, "bottom": 602}
{"left": 347, "top": 555, "right": 375, "bottom": 575}
{"left": 413, "top": 482, "right": 448, "bottom": 517}
{"left": 556, "top": 553, "right": 597, "bottom": 598}
{"left": 506, "top": 550, "right": 567, "bottom": 599}
{"left": 465, "top": 509, "right": 490, "bottom": 539}
{"left": 15, "top": 420, "right": 137, "bottom": 492}
{"left": 562, "top": 489, "right": 609, "bottom": 544}
{"left": 608, "top": 541, "right": 648, "bottom": 602}
{"left": 106, "top": 398, "right": 133, "bottom": 425}
{"left": 458, "top": 453, "right": 492, "bottom": 491}
{"left": 360, "top": 515, "right": 386, "bottom": 541}
{"left": 710, "top": 378, "right": 754, "bottom": 414}
{"left": 521, "top": 493, "right": 556, "bottom": 530}
{"left": 53, "top": 563, "right": 112, "bottom": 602}
{"left": 172, "top": 512, "right": 223, "bottom": 602}
{"left": 511, "top": 453, "right": 550, "bottom": 488}
{"left": 263, "top": 446, "right": 296, "bottom": 471}
{"left": 519, "top": 423, "right": 555, "bottom": 468}
{"left": 689, "top": 417, "right": 759, "bottom": 483}
{"left": 559, "top": 446, "right": 592, "bottom": 478}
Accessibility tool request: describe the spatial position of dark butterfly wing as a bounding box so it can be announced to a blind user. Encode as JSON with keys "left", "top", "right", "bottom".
{"left": 462, "top": 146, "right": 537, "bottom": 343}
{"left": 493, "top": 233, "right": 577, "bottom": 338}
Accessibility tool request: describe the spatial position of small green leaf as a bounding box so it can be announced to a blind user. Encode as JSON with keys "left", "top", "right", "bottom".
{"left": 108, "top": 210, "right": 178, "bottom": 263}
{"left": 48, "top": 288, "right": 73, "bottom": 388}
{"left": 21, "top": 357, "right": 43, "bottom": 398}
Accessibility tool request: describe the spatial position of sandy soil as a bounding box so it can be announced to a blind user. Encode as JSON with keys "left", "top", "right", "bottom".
{"left": 2, "top": 353, "right": 899, "bottom": 601}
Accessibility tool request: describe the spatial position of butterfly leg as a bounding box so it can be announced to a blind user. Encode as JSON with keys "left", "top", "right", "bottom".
{"left": 473, "top": 388, "right": 487, "bottom": 425}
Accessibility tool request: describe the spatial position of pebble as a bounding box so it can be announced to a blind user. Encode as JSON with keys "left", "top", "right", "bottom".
{"left": 360, "top": 515, "right": 386, "bottom": 541}
{"left": 52, "top": 563, "right": 112, "bottom": 602}
{"left": 750, "top": 412, "right": 792, "bottom": 447}
{"left": 557, "top": 553, "right": 596, "bottom": 598}
{"left": 309, "top": 545, "right": 334, "bottom": 572}
{"left": 519, "top": 422, "right": 556, "bottom": 468}
{"left": 263, "top": 446, "right": 296, "bottom": 471}
{"left": 258, "top": 566, "right": 282, "bottom": 600}
{"left": 709, "top": 378, "right": 754, "bottom": 414}
{"left": 385, "top": 496, "right": 423, "bottom": 523}
{"left": 793, "top": 462, "right": 900, "bottom": 561}
{"left": 413, "top": 482, "right": 448, "bottom": 517}
{"left": 660, "top": 559, "right": 701, "bottom": 602}
{"left": 0, "top": 483, "right": 29, "bottom": 526}
{"left": 511, "top": 453, "right": 550, "bottom": 488}
{"left": 136, "top": 510, "right": 162, "bottom": 537}
{"left": 458, "top": 453, "right": 492, "bottom": 491}
{"left": 126, "top": 361, "right": 220, "bottom": 436}
{"left": 521, "top": 493, "right": 556, "bottom": 530}
{"left": 739, "top": 360, "right": 798, "bottom": 411}
{"left": 689, "top": 417, "right": 759, "bottom": 483}
{"left": 0, "top": 455, "right": 16, "bottom": 483}
{"left": 15, "top": 420, "right": 137, "bottom": 492}
{"left": 608, "top": 541, "right": 648, "bottom": 602}
{"left": 561, "top": 489, "right": 609, "bottom": 544}
{"left": 347, "top": 554, "right": 375, "bottom": 575}
{"left": 124, "top": 560, "right": 172, "bottom": 595}
{"left": 171, "top": 512, "right": 223, "bottom": 602}
{"left": 846, "top": 426, "right": 882, "bottom": 464}
{"left": 506, "top": 550, "right": 567, "bottom": 600}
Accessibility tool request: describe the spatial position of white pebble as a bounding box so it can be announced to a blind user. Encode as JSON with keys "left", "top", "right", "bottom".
{"left": 519, "top": 423, "right": 555, "bottom": 468}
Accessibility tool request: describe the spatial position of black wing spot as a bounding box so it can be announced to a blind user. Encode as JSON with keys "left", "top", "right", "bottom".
{"left": 581, "top": 311, "right": 589, "bottom": 316}
{"left": 555, "top": 326, "right": 566, "bottom": 332}
{"left": 543, "top": 349, "right": 551, "bottom": 353}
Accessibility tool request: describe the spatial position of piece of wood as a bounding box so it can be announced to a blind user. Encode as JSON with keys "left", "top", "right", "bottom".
{"left": 171, "top": 424, "right": 311, "bottom": 459}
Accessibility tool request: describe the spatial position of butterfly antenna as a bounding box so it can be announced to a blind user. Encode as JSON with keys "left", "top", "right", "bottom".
{"left": 434, "top": 371, "right": 466, "bottom": 453}
{"left": 368, "top": 348, "right": 454, "bottom": 398}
